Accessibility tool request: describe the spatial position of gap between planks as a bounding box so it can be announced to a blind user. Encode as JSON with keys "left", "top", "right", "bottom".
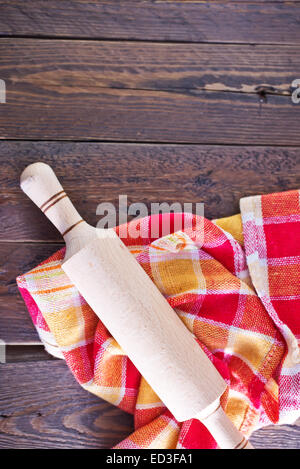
{"left": 0, "top": 35, "right": 299, "bottom": 47}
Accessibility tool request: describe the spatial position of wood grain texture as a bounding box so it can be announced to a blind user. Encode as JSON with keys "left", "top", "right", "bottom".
{"left": 1, "top": 89, "right": 300, "bottom": 144}
{"left": 0, "top": 1, "right": 300, "bottom": 44}
{"left": 250, "top": 421, "right": 300, "bottom": 449}
{"left": 6, "top": 345, "right": 57, "bottom": 362}
{"left": 1, "top": 37, "right": 299, "bottom": 144}
{"left": 1, "top": 39, "right": 298, "bottom": 95}
{"left": 0, "top": 360, "right": 134, "bottom": 448}
{"left": 0, "top": 359, "right": 298, "bottom": 448}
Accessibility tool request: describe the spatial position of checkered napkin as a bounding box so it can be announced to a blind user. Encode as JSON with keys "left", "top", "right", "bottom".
{"left": 16, "top": 190, "right": 300, "bottom": 449}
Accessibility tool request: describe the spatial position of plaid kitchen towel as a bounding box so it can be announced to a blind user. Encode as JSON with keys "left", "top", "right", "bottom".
{"left": 16, "top": 190, "right": 300, "bottom": 449}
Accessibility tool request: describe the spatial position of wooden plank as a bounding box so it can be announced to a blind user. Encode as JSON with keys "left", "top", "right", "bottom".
{"left": 0, "top": 39, "right": 300, "bottom": 145}
{"left": 0, "top": 360, "right": 134, "bottom": 448}
{"left": 0, "top": 37, "right": 298, "bottom": 144}
{"left": 0, "top": 360, "right": 298, "bottom": 448}
{"left": 0, "top": 38, "right": 299, "bottom": 143}
{"left": 1, "top": 39, "right": 299, "bottom": 144}
{"left": 0, "top": 1, "right": 299, "bottom": 44}
{"left": 250, "top": 421, "right": 300, "bottom": 449}
{"left": 0, "top": 39, "right": 298, "bottom": 95}
{"left": 0, "top": 85, "right": 299, "bottom": 144}
{"left": 1, "top": 142, "right": 299, "bottom": 242}
{"left": 6, "top": 345, "right": 58, "bottom": 362}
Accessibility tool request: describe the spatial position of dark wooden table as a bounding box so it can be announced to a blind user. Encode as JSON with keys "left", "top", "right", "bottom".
{"left": 0, "top": 1, "right": 299, "bottom": 449}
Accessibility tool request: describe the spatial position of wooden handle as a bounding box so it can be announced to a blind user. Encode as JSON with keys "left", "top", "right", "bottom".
{"left": 20, "top": 162, "right": 99, "bottom": 260}
{"left": 20, "top": 162, "right": 83, "bottom": 238}
{"left": 197, "top": 403, "right": 253, "bottom": 449}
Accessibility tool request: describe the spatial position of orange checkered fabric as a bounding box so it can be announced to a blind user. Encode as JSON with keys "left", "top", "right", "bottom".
{"left": 17, "top": 190, "right": 300, "bottom": 448}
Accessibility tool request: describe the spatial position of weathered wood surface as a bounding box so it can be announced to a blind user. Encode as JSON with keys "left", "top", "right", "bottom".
{"left": 1, "top": 39, "right": 299, "bottom": 143}
{"left": 0, "top": 360, "right": 298, "bottom": 448}
{"left": 0, "top": 360, "right": 134, "bottom": 448}
{"left": 0, "top": 1, "right": 300, "bottom": 44}
{"left": 1, "top": 142, "right": 299, "bottom": 242}
{"left": 1, "top": 39, "right": 298, "bottom": 95}
{"left": 0, "top": 84, "right": 299, "bottom": 144}
{"left": 0, "top": 0, "right": 299, "bottom": 450}
{"left": 251, "top": 421, "right": 300, "bottom": 449}
{"left": 6, "top": 345, "right": 57, "bottom": 363}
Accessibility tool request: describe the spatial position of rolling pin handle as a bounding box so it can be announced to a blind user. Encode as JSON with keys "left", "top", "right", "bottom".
{"left": 197, "top": 402, "right": 254, "bottom": 449}
{"left": 20, "top": 162, "right": 84, "bottom": 238}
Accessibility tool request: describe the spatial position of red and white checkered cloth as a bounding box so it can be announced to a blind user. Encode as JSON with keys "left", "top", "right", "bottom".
{"left": 241, "top": 191, "right": 300, "bottom": 424}
{"left": 17, "top": 190, "right": 300, "bottom": 448}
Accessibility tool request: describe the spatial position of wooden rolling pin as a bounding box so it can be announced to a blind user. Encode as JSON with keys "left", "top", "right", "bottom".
{"left": 20, "top": 162, "right": 253, "bottom": 449}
